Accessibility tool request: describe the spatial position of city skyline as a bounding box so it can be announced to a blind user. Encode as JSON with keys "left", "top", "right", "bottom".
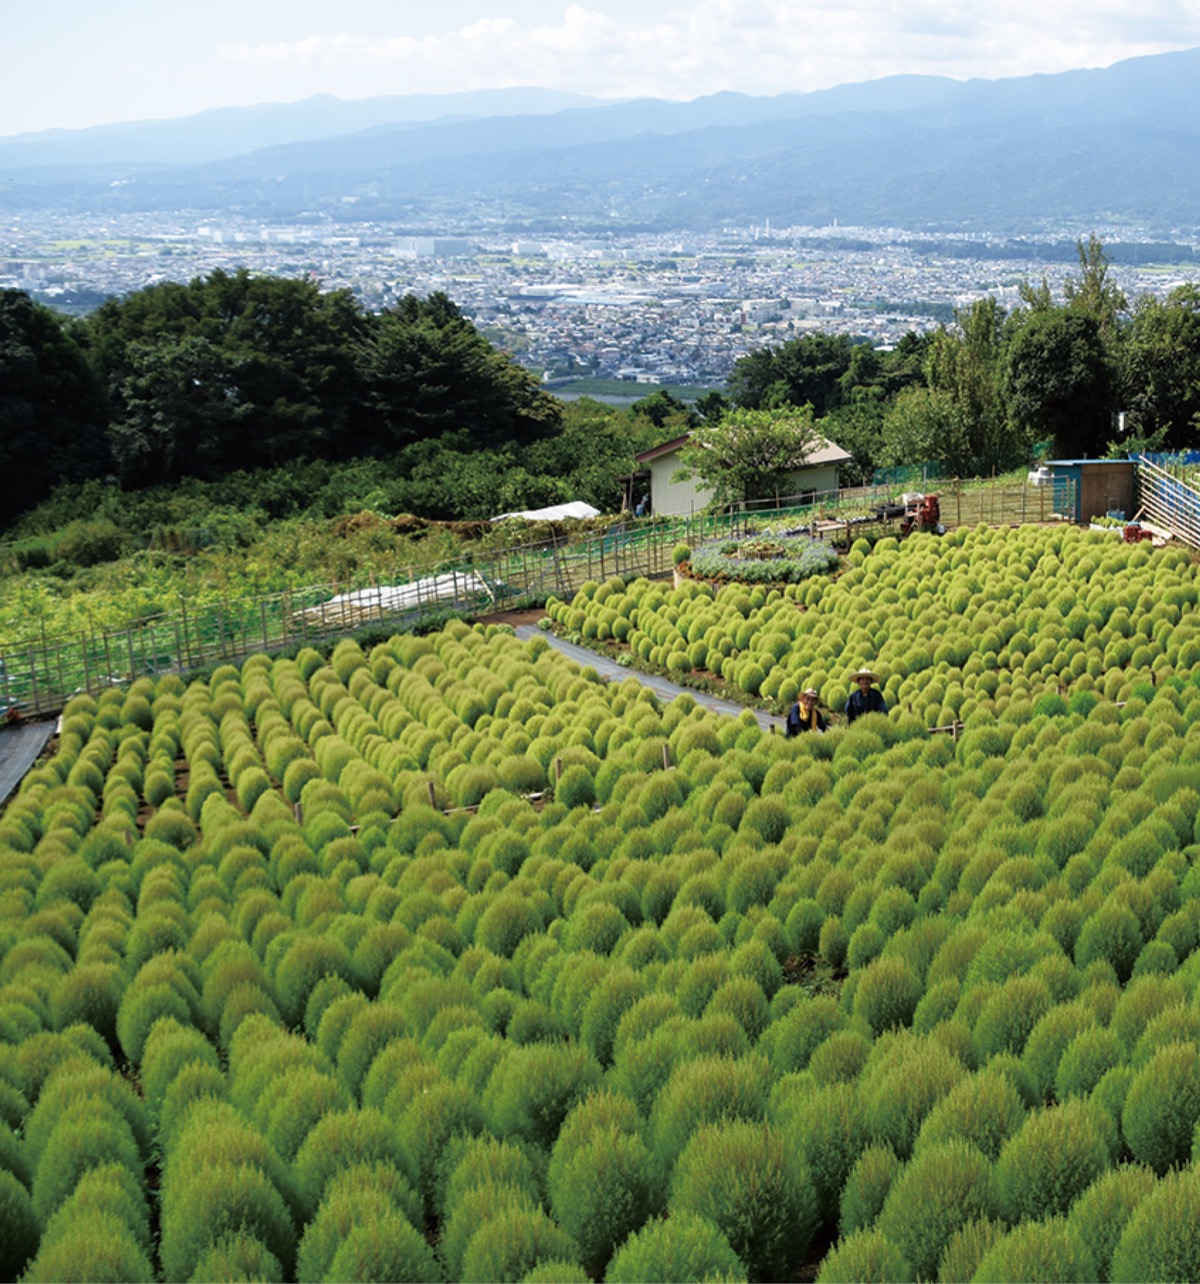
{"left": 4, "top": 0, "right": 1199, "bottom": 137}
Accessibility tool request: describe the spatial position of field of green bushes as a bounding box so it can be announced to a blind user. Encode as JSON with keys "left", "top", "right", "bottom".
{"left": 4, "top": 526, "right": 1200, "bottom": 1282}
{"left": 549, "top": 524, "right": 1200, "bottom": 724}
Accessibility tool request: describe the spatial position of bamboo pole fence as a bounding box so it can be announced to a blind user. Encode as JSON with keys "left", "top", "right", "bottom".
{"left": 0, "top": 477, "right": 1076, "bottom": 717}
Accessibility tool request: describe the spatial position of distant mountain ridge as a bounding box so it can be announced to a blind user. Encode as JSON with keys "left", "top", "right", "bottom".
{"left": 3, "top": 48, "right": 1200, "bottom": 233}
{"left": 0, "top": 88, "right": 609, "bottom": 166}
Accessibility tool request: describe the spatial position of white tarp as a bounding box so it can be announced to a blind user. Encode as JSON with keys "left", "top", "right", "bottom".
{"left": 491, "top": 501, "right": 601, "bottom": 523}
{"left": 298, "top": 571, "right": 492, "bottom": 627}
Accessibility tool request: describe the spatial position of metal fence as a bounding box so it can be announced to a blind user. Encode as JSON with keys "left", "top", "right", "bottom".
{"left": 0, "top": 476, "right": 1076, "bottom": 717}
{"left": 1134, "top": 454, "right": 1200, "bottom": 549}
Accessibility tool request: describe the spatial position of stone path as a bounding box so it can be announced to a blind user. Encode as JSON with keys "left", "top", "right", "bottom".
{"left": 514, "top": 626, "right": 783, "bottom": 734}
{"left": 0, "top": 720, "right": 56, "bottom": 808}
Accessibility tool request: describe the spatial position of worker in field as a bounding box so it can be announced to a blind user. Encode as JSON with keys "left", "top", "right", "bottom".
{"left": 786, "top": 687, "right": 827, "bottom": 736}
{"left": 845, "top": 668, "right": 887, "bottom": 722}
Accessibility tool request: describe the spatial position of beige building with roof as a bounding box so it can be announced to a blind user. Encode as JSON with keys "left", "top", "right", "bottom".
{"left": 634, "top": 432, "right": 853, "bottom": 517}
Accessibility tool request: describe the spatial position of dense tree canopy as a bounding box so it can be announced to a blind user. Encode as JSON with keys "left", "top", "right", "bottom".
{"left": 360, "top": 292, "right": 560, "bottom": 452}
{"left": 1118, "top": 285, "right": 1200, "bottom": 452}
{"left": 1002, "top": 308, "right": 1112, "bottom": 460}
{"left": 0, "top": 290, "right": 104, "bottom": 525}
{"left": 0, "top": 273, "right": 563, "bottom": 518}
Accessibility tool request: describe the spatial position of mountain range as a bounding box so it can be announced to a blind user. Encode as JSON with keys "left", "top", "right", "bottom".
{"left": 3, "top": 48, "right": 1199, "bottom": 233}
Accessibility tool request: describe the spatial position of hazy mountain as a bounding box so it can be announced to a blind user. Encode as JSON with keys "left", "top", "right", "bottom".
{"left": 3, "top": 48, "right": 1200, "bottom": 232}
{"left": 0, "top": 87, "right": 607, "bottom": 167}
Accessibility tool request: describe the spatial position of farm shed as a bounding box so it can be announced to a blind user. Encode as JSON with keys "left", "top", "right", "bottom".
{"left": 636, "top": 431, "right": 852, "bottom": 517}
{"left": 1044, "top": 459, "right": 1136, "bottom": 525}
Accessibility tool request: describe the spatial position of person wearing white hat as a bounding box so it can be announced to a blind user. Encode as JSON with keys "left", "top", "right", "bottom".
{"left": 845, "top": 668, "right": 887, "bottom": 723}
{"left": 786, "top": 687, "right": 827, "bottom": 736}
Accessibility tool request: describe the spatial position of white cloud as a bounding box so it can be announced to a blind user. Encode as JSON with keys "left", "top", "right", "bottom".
{"left": 218, "top": 1, "right": 1200, "bottom": 104}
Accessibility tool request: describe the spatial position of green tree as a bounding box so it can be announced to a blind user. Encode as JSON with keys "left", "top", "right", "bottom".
{"left": 1065, "top": 233, "right": 1127, "bottom": 347}
{"left": 92, "top": 269, "right": 364, "bottom": 483}
{"left": 359, "top": 292, "right": 560, "bottom": 450}
{"left": 1002, "top": 308, "right": 1114, "bottom": 459}
{"left": 877, "top": 299, "right": 1027, "bottom": 477}
{"left": 0, "top": 290, "right": 105, "bottom": 527}
{"left": 673, "top": 406, "right": 820, "bottom": 507}
{"left": 822, "top": 392, "right": 888, "bottom": 487}
{"left": 1115, "top": 285, "right": 1200, "bottom": 452}
{"left": 106, "top": 335, "right": 246, "bottom": 485}
{"left": 879, "top": 385, "right": 964, "bottom": 474}
{"left": 727, "top": 333, "right": 857, "bottom": 417}
{"left": 694, "top": 391, "right": 730, "bottom": 423}
{"left": 630, "top": 388, "right": 697, "bottom": 431}
{"left": 526, "top": 398, "right": 658, "bottom": 513}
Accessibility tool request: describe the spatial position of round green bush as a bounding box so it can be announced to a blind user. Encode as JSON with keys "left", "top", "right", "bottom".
{"left": 1066, "top": 1164, "right": 1156, "bottom": 1282}
{"left": 115, "top": 980, "right": 194, "bottom": 1066}
{"left": 31, "top": 1105, "right": 142, "bottom": 1224}
{"left": 140, "top": 1017, "right": 220, "bottom": 1123}
{"left": 324, "top": 1214, "right": 441, "bottom": 1283}
{"left": 1055, "top": 1025, "right": 1124, "bottom": 1100}
{"left": 838, "top": 1142, "right": 900, "bottom": 1237}
{"left": 805, "top": 1027, "right": 872, "bottom": 1088}
{"left": 554, "top": 764, "right": 597, "bottom": 811}
{"left": 913, "top": 1067, "right": 1025, "bottom": 1161}
{"left": 22, "top": 1208, "right": 155, "bottom": 1284}
{"left": 670, "top": 1119, "right": 818, "bottom": 1282}
{"left": 272, "top": 934, "right": 356, "bottom": 1028}
{"left": 853, "top": 957, "right": 923, "bottom": 1035}
{"left": 547, "top": 1126, "right": 659, "bottom": 1276}
{"left": 293, "top": 1107, "right": 417, "bottom": 1219}
{"left": 936, "top": 1218, "right": 1005, "bottom": 1284}
{"left": 650, "top": 1053, "right": 771, "bottom": 1169}
{"left": 773, "top": 1079, "right": 866, "bottom": 1222}
{"left": 23, "top": 1063, "right": 149, "bottom": 1171}
{"left": 605, "top": 1211, "right": 746, "bottom": 1283}
{"left": 817, "top": 1228, "right": 912, "bottom": 1283}
{"left": 1074, "top": 902, "right": 1144, "bottom": 983}
{"left": 483, "top": 1042, "right": 603, "bottom": 1150}
{"left": 992, "top": 1100, "right": 1111, "bottom": 1222}
{"left": 395, "top": 1081, "right": 483, "bottom": 1218}
{"left": 971, "top": 1217, "right": 1096, "bottom": 1284}
{"left": 476, "top": 896, "right": 544, "bottom": 959}
{"left": 579, "top": 970, "right": 647, "bottom": 1068}
{"left": 459, "top": 1205, "right": 581, "bottom": 1284}
{"left": 159, "top": 1062, "right": 228, "bottom": 1148}
{"left": 859, "top": 1033, "right": 966, "bottom": 1159}
{"left": 876, "top": 1139, "right": 995, "bottom": 1280}
{"left": 0, "top": 1168, "right": 39, "bottom": 1280}
{"left": 1121, "top": 1039, "right": 1200, "bottom": 1174}
{"left": 972, "top": 975, "right": 1053, "bottom": 1063}
{"left": 1110, "top": 1164, "right": 1200, "bottom": 1283}
{"left": 769, "top": 995, "right": 845, "bottom": 1075}
{"left": 188, "top": 1232, "right": 284, "bottom": 1284}
{"left": 160, "top": 1162, "right": 294, "bottom": 1282}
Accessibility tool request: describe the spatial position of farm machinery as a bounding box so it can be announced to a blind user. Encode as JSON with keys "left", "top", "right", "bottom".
{"left": 898, "top": 493, "right": 943, "bottom": 537}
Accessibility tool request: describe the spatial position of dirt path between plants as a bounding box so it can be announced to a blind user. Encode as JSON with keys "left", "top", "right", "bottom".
{"left": 513, "top": 625, "right": 783, "bottom": 734}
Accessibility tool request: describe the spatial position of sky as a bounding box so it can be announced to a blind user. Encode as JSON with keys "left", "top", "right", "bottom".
{"left": 4, "top": 0, "right": 1199, "bottom": 137}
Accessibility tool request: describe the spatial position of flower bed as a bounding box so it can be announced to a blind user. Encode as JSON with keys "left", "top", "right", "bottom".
{"left": 686, "top": 534, "right": 840, "bottom": 584}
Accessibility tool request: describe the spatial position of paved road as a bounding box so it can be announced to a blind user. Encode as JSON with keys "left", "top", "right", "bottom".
{"left": 515, "top": 626, "right": 783, "bottom": 734}
{"left": 0, "top": 720, "right": 56, "bottom": 808}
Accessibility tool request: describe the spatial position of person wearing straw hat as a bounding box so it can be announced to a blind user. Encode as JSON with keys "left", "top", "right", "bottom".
{"left": 845, "top": 667, "right": 887, "bottom": 723}
{"left": 786, "top": 687, "right": 827, "bottom": 736}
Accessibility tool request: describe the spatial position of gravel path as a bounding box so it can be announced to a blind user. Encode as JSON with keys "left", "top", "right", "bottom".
{"left": 514, "top": 625, "right": 783, "bottom": 734}
{"left": 0, "top": 720, "right": 56, "bottom": 808}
